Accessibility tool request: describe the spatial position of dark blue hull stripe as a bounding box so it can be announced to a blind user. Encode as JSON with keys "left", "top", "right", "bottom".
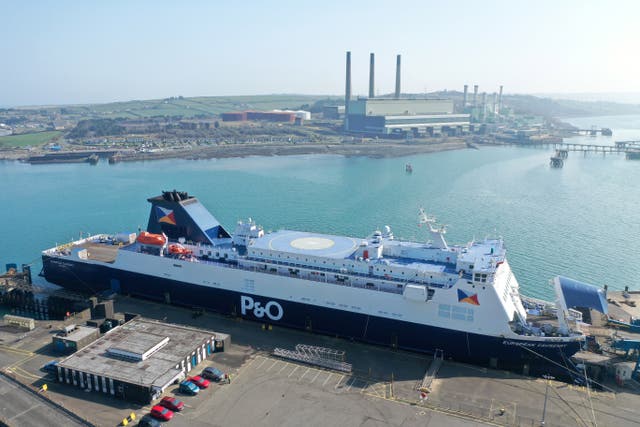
{"left": 43, "top": 256, "right": 582, "bottom": 370}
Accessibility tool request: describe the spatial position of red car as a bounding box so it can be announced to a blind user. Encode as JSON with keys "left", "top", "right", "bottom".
{"left": 159, "top": 396, "right": 184, "bottom": 412}
{"left": 187, "top": 375, "right": 210, "bottom": 389}
{"left": 150, "top": 405, "right": 174, "bottom": 421}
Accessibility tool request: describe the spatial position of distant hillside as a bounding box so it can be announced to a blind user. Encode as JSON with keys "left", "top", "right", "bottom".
{"left": 11, "top": 95, "right": 340, "bottom": 120}
{"left": 7, "top": 92, "right": 639, "bottom": 123}
{"left": 429, "top": 90, "right": 640, "bottom": 118}
{"left": 503, "top": 94, "right": 640, "bottom": 118}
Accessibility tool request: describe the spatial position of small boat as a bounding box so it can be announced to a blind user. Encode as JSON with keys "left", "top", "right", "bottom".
{"left": 136, "top": 232, "right": 166, "bottom": 246}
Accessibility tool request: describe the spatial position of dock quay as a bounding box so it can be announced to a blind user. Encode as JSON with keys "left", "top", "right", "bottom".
{"left": 529, "top": 141, "right": 626, "bottom": 153}
{"left": 571, "top": 127, "right": 613, "bottom": 136}
{"left": 0, "top": 292, "right": 639, "bottom": 426}
{"left": 615, "top": 140, "right": 640, "bottom": 149}
{"left": 517, "top": 141, "right": 640, "bottom": 160}
{"left": 25, "top": 150, "right": 132, "bottom": 165}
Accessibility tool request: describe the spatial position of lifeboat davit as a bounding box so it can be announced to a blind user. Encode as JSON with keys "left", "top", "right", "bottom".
{"left": 168, "top": 243, "right": 191, "bottom": 255}
{"left": 137, "top": 232, "right": 166, "bottom": 246}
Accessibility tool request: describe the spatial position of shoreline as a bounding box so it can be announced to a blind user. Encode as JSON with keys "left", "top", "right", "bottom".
{"left": 123, "top": 139, "right": 469, "bottom": 161}
{"left": 0, "top": 139, "right": 471, "bottom": 164}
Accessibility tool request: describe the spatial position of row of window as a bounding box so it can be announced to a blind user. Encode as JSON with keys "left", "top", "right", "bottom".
{"left": 438, "top": 304, "right": 474, "bottom": 322}
{"left": 474, "top": 273, "right": 488, "bottom": 283}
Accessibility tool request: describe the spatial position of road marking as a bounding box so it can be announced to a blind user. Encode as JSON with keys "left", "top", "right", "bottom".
{"left": 256, "top": 357, "right": 269, "bottom": 369}
{"left": 310, "top": 370, "right": 321, "bottom": 384}
{"left": 278, "top": 362, "right": 289, "bottom": 373}
{"left": 245, "top": 357, "right": 260, "bottom": 369}
{"left": 344, "top": 377, "right": 354, "bottom": 391}
{"left": 287, "top": 366, "right": 299, "bottom": 378}
{"left": 266, "top": 360, "right": 279, "bottom": 372}
{"left": 323, "top": 373, "right": 333, "bottom": 387}
{"left": 359, "top": 381, "right": 369, "bottom": 394}
{"left": 334, "top": 374, "right": 345, "bottom": 389}
{"left": 298, "top": 368, "right": 310, "bottom": 381}
{"left": 0, "top": 345, "right": 34, "bottom": 356}
{"left": 8, "top": 402, "right": 42, "bottom": 421}
{"left": 14, "top": 366, "right": 41, "bottom": 380}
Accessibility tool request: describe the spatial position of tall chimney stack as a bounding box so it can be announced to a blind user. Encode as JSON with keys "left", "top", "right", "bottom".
{"left": 473, "top": 85, "right": 479, "bottom": 106}
{"left": 481, "top": 92, "right": 487, "bottom": 122}
{"left": 498, "top": 85, "right": 504, "bottom": 114}
{"left": 492, "top": 92, "right": 498, "bottom": 114}
{"left": 344, "top": 51, "right": 351, "bottom": 131}
{"left": 369, "top": 53, "right": 375, "bottom": 98}
{"left": 462, "top": 84, "right": 468, "bottom": 108}
{"left": 394, "top": 54, "right": 401, "bottom": 99}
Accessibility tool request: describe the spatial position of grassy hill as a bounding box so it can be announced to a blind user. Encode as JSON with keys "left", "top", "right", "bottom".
{"left": 47, "top": 95, "right": 339, "bottom": 120}
{"left": 0, "top": 131, "right": 62, "bottom": 148}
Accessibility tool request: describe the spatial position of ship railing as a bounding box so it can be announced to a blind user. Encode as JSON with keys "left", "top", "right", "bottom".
{"left": 240, "top": 259, "right": 406, "bottom": 295}
{"left": 243, "top": 257, "right": 454, "bottom": 289}
{"left": 189, "top": 256, "right": 405, "bottom": 295}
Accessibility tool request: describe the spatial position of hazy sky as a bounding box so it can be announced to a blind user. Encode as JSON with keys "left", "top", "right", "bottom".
{"left": 3, "top": 0, "right": 640, "bottom": 106}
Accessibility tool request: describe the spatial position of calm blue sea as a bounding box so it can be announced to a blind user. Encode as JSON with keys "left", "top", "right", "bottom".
{"left": 1, "top": 114, "right": 639, "bottom": 301}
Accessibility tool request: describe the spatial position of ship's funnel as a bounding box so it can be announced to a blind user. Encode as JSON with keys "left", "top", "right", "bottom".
{"left": 147, "top": 191, "right": 231, "bottom": 244}
{"left": 369, "top": 53, "right": 375, "bottom": 98}
{"left": 395, "top": 54, "right": 401, "bottom": 99}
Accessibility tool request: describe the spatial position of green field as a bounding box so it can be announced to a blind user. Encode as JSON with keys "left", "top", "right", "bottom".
{"left": 0, "top": 131, "right": 62, "bottom": 148}
{"left": 58, "top": 94, "right": 338, "bottom": 119}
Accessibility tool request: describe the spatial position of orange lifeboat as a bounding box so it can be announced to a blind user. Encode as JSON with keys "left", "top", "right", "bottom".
{"left": 137, "top": 232, "right": 167, "bottom": 246}
{"left": 168, "top": 243, "right": 191, "bottom": 255}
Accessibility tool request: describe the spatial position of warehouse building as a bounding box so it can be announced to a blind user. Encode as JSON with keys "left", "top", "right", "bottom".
{"left": 346, "top": 98, "right": 470, "bottom": 136}
{"left": 55, "top": 317, "right": 229, "bottom": 404}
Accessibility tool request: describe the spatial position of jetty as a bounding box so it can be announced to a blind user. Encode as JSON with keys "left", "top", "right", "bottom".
{"left": 572, "top": 127, "right": 612, "bottom": 136}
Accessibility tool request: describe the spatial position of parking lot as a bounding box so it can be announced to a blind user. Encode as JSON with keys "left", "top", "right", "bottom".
{"left": 1, "top": 295, "right": 639, "bottom": 426}
{"left": 143, "top": 353, "right": 488, "bottom": 427}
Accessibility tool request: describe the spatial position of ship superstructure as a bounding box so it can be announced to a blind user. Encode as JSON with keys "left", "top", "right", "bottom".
{"left": 42, "top": 191, "right": 586, "bottom": 370}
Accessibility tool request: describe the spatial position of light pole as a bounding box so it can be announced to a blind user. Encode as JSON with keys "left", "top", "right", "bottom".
{"left": 541, "top": 374, "right": 554, "bottom": 426}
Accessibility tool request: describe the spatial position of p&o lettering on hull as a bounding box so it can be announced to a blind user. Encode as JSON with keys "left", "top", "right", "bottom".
{"left": 241, "top": 295, "right": 284, "bottom": 321}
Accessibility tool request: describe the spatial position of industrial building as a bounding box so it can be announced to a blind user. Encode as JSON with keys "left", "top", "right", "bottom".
{"left": 322, "top": 105, "right": 345, "bottom": 119}
{"left": 343, "top": 52, "right": 470, "bottom": 136}
{"left": 221, "top": 110, "right": 310, "bottom": 123}
{"left": 52, "top": 324, "right": 101, "bottom": 354}
{"left": 347, "top": 98, "right": 470, "bottom": 136}
{"left": 55, "top": 317, "right": 229, "bottom": 404}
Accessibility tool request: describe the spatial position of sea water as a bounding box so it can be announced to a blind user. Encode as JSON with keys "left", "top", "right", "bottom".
{"left": 1, "top": 115, "right": 639, "bottom": 301}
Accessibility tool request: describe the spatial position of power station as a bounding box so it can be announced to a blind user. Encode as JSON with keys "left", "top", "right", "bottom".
{"left": 343, "top": 51, "right": 471, "bottom": 136}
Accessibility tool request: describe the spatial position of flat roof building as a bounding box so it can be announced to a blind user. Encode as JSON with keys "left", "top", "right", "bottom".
{"left": 53, "top": 325, "right": 100, "bottom": 354}
{"left": 56, "top": 317, "right": 229, "bottom": 404}
{"left": 346, "top": 98, "right": 470, "bottom": 136}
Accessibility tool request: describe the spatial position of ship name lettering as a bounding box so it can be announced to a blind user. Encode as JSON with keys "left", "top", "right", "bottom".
{"left": 502, "top": 340, "right": 566, "bottom": 348}
{"left": 241, "top": 295, "right": 283, "bottom": 321}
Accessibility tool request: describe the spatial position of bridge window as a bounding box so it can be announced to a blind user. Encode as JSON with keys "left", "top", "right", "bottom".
{"left": 438, "top": 304, "right": 451, "bottom": 319}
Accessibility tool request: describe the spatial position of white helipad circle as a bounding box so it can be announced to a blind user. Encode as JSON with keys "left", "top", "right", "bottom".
{"left": 290, "top": 237, "right": 335, "bottom": 250}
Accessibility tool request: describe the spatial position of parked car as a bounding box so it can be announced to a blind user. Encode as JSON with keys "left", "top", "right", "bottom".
{"left": 137, "top": 415, "right": 160, "bottom": 427}
{"left": 41, "top": 360, "right": 59, "bottom": 373}
{"left": 202, "top": 366, "right": 224, "bottom": 382}
{"left": 179, "top": 380, "right": 199, "bottom": 395}
{"left": 159, "top": 396, "right": 184, "bottom": 412}
{"left": 150, "top": 405, "right": 174, "bottom": 421}
{"left": 187, "top": 375, "right": 210, "bottom": 389}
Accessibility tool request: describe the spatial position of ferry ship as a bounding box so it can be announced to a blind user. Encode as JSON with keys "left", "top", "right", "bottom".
{"left": 42, "top": 191, "right": 591, "bottom": 370}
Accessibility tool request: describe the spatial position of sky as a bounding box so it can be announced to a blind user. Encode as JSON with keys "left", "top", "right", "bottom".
{"left": 2, "top": 0, "right": 640, "bottom": 106}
